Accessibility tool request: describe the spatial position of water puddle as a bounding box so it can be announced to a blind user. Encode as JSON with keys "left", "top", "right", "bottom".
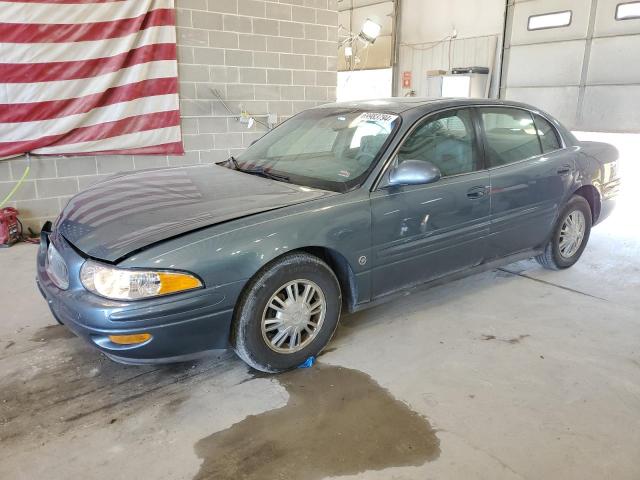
{"left": 194, "top": 363, "right": 440, "bottom": 479}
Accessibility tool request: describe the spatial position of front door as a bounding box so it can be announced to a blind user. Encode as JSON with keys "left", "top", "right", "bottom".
{"left": 370, "top": 108, "right": 490, "bottom": 298}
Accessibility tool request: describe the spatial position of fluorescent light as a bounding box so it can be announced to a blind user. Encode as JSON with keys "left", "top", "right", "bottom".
{"left": 616, "top": 2, "right": 640, "bottom": 20}
{"left": 359, "top": 19, "right": 381, "bottom": 43}
{"left": 528, "top": 11, "right": 572, "bottom": 30}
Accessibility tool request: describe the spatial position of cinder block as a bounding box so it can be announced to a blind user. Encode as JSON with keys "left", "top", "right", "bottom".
{"left": 254, "top": 51, "right": 280, "bottom": 68}
{"left": 239, "top": 67, "right": 267, "bottom": 84}
{"left": 181, "top": 118, "right": 199, "bottom": 134}
{"left": 239, "top": 34, "right": 267, "bottom": 52}
{"left": 193, "top": 47, "right": 225, "bottom": 65}
{"left": 133, "top": 156, "right": 170, "bottom": 170}
{"left": 292, "top": 38, "right": 316, "bottom": 55}
{"left": 56, "top": 157, "right": 97, "bottom": 177}
{"left": 183, "top": 134, "right": 215, "bottom": 151}
{"left": 280, "top": 53, "right": 304, "bottom": 69}
{"left": 177, "top": 46, "right": 195, "bottom": 64}
{"left": 225, "top": 49, "right": 253, "bottom": 66}
{"left": 176, "top": 9, "right": 193, "bottom": 28}
{"left": 304, "top": 55, "right": 326, "bottom": 71}
{"left": 195, "top": 83, "right": 227, "bottom": 99}
{"left": 198, "top": 117, "right": 229, "bottom": 133}
{"left": 280, "top": 21, "right": 305, "bottom": 39}
{"left": 282, "top": 85, "right": 305, "bottom": 100}
{"left": 238, "top": 0, "right": 265, "bottom": 17}
{"left": 207, "top": 0, "right": 237, "bottom": 14}
{"left": 177, "top": 0, "right": 206, "bottom": 9}
{"left": 210, "top": 30, "right": 239, "bottom": 49}
{"left": 36, "top": 178, "right": 78, "bottom": 198}
{"left": 192, "top": 12, "right": 223, "bottom": 31}
{"left": 179, "top": 64, "right": 211, "bottom": 81}
{"left": 179, "top": 82, "right": 197, "bottom": 99}
{"left": 96, "top": 156, "right": 135, "bottom": 174}
{"left": 215, "top": 132, "right": 244, "bottom": 148}
{"left": 10, "top": 157, "right": 57, "bottom": 179}
{"left": 223, "top": 14, "right": 252, "bottom": 33}
{"left": 268, "top": 100, "right": 294, "bottom": 115}
{"left": 210, "top": 66, "right": 239, "bottom": 83}
{"left": 267, "top": 36, "right": 292, "bottom": 53}
{"left": 316, "top": 40, "right": 336, "bottom": 56}
{"left": 306, "top": 0, "right": 328, "bottom": 9}
{"left": 0, "top": 160, "right": 10, "bottom": 180}
{"left": 292, "top": 70, "right": 315, "bottom": 85}
{"left": 180, "top": 99, "right": 214, "bottom": 116}
{"left": 0, "top": 180, "right": 36, "bottom": 201}
{"left": 254, "top": 84, "right": 282, "bottom": 100}
{"left": 315, "top": 9, "right": 337, "bottom": 26}
{"left": 253, "top": 18, "right": 279, "bottom": 36}
{"left": 227, "top": 83, "right": 255, "bottom": 100}
{"left": 266, "top": 3, "right": 292, "bottom": 20}
{"left": 304, "top": 24, "right": 326, "bottom": 40}
{"left": 267, "top": 69, "right": 293, "bottom": 85}
{"left": 292, "top": 6, "right": 315, "bottom": 23}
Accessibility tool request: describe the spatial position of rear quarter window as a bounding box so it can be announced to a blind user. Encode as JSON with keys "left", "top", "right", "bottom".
{"left": 533, "top": 114, "right": 562, "bottom": 153}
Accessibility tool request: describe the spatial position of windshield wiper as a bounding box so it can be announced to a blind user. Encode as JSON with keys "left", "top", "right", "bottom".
{"left": 222, "top": 156, "right": 290, "bottom": 183}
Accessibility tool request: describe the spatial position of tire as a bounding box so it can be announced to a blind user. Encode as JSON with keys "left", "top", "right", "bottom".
{"left": 231, "top": 252, "right": 342, "bottom": 373}
{"left": 536, "top": 195, "right": 592, "bottom": 270}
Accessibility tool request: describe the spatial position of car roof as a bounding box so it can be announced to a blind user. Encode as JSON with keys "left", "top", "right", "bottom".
{"left": 314, "top": 97, "right": 539, "bottom": 115}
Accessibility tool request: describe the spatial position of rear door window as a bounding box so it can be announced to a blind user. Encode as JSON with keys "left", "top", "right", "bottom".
{"left": 479, "top": 107, "right": 542, "bottom": 167}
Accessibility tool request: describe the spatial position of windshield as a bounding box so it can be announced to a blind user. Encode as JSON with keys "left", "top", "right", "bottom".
{"left": 235, "top": 108, "right": 400, "bottom": 192}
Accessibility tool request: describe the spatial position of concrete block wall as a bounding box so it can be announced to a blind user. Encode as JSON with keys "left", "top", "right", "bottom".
{"left": 0, "top": 0, "right": 338, "bottom": 232}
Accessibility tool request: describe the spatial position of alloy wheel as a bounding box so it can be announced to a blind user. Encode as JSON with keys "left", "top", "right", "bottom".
{"left": 261, "top": 279, "right": 327, "bottom": 354}
{"left": 559, "top": 209, "right": 586, "bottom": 259}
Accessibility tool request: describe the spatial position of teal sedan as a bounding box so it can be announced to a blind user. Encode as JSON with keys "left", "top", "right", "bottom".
{"left": 37, "top": 98, "right": 619, "bottom": 372}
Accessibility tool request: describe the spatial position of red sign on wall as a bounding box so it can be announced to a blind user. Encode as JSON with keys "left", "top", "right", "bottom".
{"left": 402, "top": 71, "right": 412, "bottom": 88}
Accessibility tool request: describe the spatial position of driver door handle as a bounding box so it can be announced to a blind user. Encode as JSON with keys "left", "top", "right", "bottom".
{"left": 557, "top": 165, "right": 572, "bottom": 176}
{"left": 467, "top": 186, "right": 487, "bottom": 199}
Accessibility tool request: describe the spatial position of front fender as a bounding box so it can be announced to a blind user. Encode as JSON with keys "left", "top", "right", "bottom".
{"left": 119, "top": 191, "right": 373, "bottom": 309}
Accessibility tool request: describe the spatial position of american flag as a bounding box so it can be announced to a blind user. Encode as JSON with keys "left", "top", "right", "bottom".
{"left": 0, "top": 0, "right": 184, "bottom": 159}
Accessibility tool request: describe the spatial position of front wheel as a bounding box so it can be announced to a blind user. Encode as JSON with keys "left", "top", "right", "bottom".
{"left": 536, "top": 195, "right": 592, "bottom": 270}
{"left": 231, "top": 252, "right": 341, "bottom": 373}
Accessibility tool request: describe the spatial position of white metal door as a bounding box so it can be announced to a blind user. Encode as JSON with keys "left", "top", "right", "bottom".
{"left": 501, "top": 0, "right": 640, "bottom": 132}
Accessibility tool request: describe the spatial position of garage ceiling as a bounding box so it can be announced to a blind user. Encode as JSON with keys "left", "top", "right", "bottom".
{"left": 501, "top": 0, "right": 640, "bottom": 132}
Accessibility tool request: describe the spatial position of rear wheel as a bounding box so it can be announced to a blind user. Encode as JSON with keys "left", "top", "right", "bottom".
{"left": 231, "top": 252, "right": 341, "bottom": 373}
{"left": 536, "top": 195, "right": 592, "bottom": 270}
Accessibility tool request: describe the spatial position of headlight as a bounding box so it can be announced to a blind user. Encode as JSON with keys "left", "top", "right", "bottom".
{"left": 80, "top": 260, "right": 203, "bottom": 301}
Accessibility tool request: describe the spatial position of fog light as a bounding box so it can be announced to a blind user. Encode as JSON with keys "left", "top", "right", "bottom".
{"left": 108, "top": 333, "right": 152, "bottom": 345}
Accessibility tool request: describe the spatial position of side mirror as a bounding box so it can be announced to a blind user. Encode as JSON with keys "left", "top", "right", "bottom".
{"left": 388, "top": 160, "right": 441, "bottom": 187}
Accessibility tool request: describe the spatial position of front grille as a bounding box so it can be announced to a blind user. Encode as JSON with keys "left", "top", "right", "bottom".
{"left": 46, "top": 243, "right": 69, "bottom": 290}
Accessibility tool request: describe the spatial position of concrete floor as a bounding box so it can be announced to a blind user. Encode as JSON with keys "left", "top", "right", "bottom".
{"left": 1, "top": 133, "right": 639, "bottom": 480}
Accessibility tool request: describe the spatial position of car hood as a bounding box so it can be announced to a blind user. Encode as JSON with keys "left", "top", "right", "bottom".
{"left": 56, "top": 164, "right": 335, "bottom": 262}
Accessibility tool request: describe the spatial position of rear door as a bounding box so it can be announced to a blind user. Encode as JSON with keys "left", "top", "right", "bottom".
{"left": 478, "top": 107, "right": 575, "bottom": 258}
{"left": 370, "top": 107, "right": 491, "bottom": 298}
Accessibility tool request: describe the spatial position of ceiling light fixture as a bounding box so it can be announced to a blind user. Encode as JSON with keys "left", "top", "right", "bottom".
{"left": 359, "top": 19, "right": 381, "bottom": 43}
